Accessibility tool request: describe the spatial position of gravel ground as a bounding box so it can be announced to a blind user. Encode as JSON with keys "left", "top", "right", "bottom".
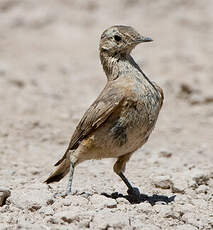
{"left": 0, "top": 0, "right": 213, "bottom": 229}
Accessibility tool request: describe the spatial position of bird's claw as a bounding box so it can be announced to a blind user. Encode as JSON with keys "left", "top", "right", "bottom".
{"left": 127, "top": 187, "right": 141, "bottom": 203}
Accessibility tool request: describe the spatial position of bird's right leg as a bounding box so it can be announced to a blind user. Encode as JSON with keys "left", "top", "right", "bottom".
{"left": 113, "top": 153, "right": 141, "bottom": 200}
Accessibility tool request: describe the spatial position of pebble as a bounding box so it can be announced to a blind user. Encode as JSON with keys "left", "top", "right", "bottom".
{"left": 90, "top": 212, "right": 129, "bottom": 229}
{"left": 159, "top": 149, "right": 173, "bottom": 158}
{"left": 0, "top": 188, "right": 11, "bottom": 206}
{"left": 136, "top": 202, "right": 153, "bottom": 214}
{"left": 189, "top": 94, "right": 203, "bottom": 105}
{"left": 90, "top": 194, "right": 117, "bottom": 209}
{"left": 0, "top": 63, "right": 9, "bottom": 76}
{"left": 154, "top": 204, "right": 172, "bottom": 217}
{"left": 152, "top": 175, "right": 173, "bottom": 189}
{"left": 9, "top": 184, "right": 53, "bottom": 210}
{"left": 39, "top": 206, "right": 54, "bottom": 215}
{"left": 187, "top": 169, "right": 209, "bottom": 189}
{"left": 181, "top": 213, "right": 208, "bottom": 229}
{"left": 54, "top": 209, "right": 94, "bottom": 228}
{"left": 0, "top": 224, "right": 8, "bottom": 230}
{"left": 175, "top": 224, "right": 198, "bottom": 230}
{"left": 116, "top": 197, "right": 130, "bottom": 205}
{"left": 191, "top": 198, "right": 208, "bottom": 209}
{"left": 196, "top": 185, "right": 209, "bottom": 194}
{"left": 62, "top": 195, "right": 88, "bottom": 207}
{"left": 174, "top": 204, "right": 194, "bottom": 214}
{"left": 179, "top": 82, "right": 194, "bottom": 95}
{"left": 136, "top": 224, "right": 161, "bottom": 230}
{"left": 172, "top": 176, "right": 188, "bottom": 194}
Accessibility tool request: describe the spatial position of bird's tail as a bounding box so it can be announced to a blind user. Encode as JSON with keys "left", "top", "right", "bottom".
{"left": 44, "top": 156, "right": 70, "bottom": 184}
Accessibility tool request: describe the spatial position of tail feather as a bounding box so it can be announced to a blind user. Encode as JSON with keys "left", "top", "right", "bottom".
{"left": 54, "top": 158, "right": 65, "bottom": 166}
{"left": 44, "top": 158, "right": 70, "bottom": 184}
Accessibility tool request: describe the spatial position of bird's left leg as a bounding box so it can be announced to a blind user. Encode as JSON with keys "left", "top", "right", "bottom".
{"left": 113, "top": 153, "right": 140, "bottom": 200}
{"left": 66, "top": 150, "right": 80, "bottom": 195}
{"left": 66, "top": 160, "right": 74, "bottom": 195}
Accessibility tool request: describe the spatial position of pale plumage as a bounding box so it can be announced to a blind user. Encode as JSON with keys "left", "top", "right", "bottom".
{"left": 45, "top": 25, "right": 164, "bottom": 200}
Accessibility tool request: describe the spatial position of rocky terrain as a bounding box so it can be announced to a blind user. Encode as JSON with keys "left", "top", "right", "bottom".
{"left": 0, "top": 0, "right": 213, "bottom": 229}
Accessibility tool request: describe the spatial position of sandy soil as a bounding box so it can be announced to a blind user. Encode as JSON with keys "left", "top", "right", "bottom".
{"left": 0, "top": 0, "right": 213, "bottom": 229}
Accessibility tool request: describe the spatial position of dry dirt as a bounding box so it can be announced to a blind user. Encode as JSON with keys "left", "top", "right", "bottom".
{"left": 0, "top": 0, "right": 213, "bottom": 229}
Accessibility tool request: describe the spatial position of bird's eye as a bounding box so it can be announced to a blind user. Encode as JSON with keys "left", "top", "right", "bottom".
{"left": 114, "top": 35, "right": 122, "bottom": 42}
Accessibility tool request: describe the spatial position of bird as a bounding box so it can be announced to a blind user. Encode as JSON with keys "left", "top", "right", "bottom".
{"left": 45, "top": 25, "right": 164, "bottom": 200}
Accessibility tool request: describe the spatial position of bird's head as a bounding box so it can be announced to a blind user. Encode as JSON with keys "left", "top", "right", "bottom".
{"left": 99, "top": 25, "right": 153, "bottom": 57}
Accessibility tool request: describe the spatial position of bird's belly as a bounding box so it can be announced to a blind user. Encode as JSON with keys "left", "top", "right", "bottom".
{"left": 80, "top": 102, "right": 160, "bottom": 160}
{"left": 77, "top": 88, "right": 161, "bottom": 161}
{"left": 108, "top": 112, "right": 153, "bottom": 156}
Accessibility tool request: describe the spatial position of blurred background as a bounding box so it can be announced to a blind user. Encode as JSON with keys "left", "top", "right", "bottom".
{"left": 0, "top": 0, "right": 213, "bottom": 228}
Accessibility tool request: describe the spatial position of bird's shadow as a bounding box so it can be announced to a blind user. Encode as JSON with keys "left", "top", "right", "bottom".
{"left": 101, "top": 191, "right": 176, "bottom": 206}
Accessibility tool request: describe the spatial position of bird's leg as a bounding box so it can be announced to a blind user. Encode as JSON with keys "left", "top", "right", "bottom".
{"left": 66, "top": 161, "right": 74, "bottom": 195}
{"left": 113, "top": 153, "right": 140, "bottom": 200}
{"left": 118, "top": 172, "right": 140, "bottom": 198}
{"left": 118, "top": 172, "right": 133, "bottom": 190}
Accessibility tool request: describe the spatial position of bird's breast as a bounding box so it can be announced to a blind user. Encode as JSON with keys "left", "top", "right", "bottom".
{"left": 81, "top": 78, "right": 163, "bottom": 160}
{"left": 107, "top": 86, "right": 161, "bottom": 153}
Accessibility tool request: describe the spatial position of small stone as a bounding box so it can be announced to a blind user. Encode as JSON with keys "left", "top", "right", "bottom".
{"left": 90, "top": 212, "right": 129, "bottom": 229}
{"left": 196, "top": 185, "right": 209, "bottom": 194}
{"left": 0, "top": 188, "right": 11, "bottom": 206}
{"left": 54, "top": 209, "right": 94, "bottom": 227}
{"left": 191, "top": 199, "right": 208, "bottom": 209}
{"left": 208, "top": 178, "right": 213, "bottom": 187}
{"left": 189, "top": 94, "right": 203, "bottom": 105}
{"left": 142, "top": 224, "right": 161, "bottom": 230}
{"left": 181, "top": 213, "right": 208, "bottom": 229}
{"left": 0, "top": 63, "right": 9, "bottom": 76}
{"left": 159, "top": 149, "right": 172, "bottom": 158}
{"left": 9, "top": 183, "right": 53, "bottom": 210}
{"left": 0, "top": 224, "right": 8, "bottom": 230}
{"left": 204, "top": 93, "right": 213, "bottom": 104}
{"left": 29, "top": 167, "right": 40, "bottom": 175}
{"left": 136, "top": 202, "right": 153, "bottom": 214}
{"left": 54, "top": 210, "right": 80, "bottom": 223}
{"left": 175, "top": 224, "right": 197, "bottom": 230}
{"left": 39, "top": 206, "right": 54, "bottom": 215}
{"left": 62, "top": 195, "right": 88, "bottom": 207}
{"left": 174, "top": 204, "right": 194, "bottom": 214}
{"left": 191, "top": 169, "right": 209, "bottom": 186}
{"left": 174, "top": 195, "right": 188, "bottom": 205}
{"left": 154, "top": 204, "right": 172, "bottom": 217}
{"left": 179, "top": 83, "right": 194, "bottom": 95}
{"left": 186, "top": 169, "right": 210, "bottom": 189}
{"left": 17, "top": 223, "right": 46, "bottom": 230}
{"left": 8, "top": 78, "right": 25, "bottom": 88}
{"left": 165, "top": 210, "right": 181, "bottom": 220}
{"left": 90, "top": 194, "right": 117, "bottom": 209}
{"left": 152, "top": 175, "right": 173, "bottom": 189}
{"left": 172, "top": 176, "right": 187, "bottom": 194}
{"left": 116, "top": 197, "right": 130, "bottom": 205}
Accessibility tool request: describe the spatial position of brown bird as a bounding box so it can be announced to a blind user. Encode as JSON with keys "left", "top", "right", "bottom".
{"left": 45, "top": 25, "right": 164, "bottom": 200}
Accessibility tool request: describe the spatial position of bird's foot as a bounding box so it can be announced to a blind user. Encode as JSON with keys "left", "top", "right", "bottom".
{"left": 54, "top": 192, "right": 68, "bottom": 198}
{"left": 54, "top": 189, "right": 73, "bottom": 198}
{"left": 127, "top": 187, "right": 141, "bottom": 203}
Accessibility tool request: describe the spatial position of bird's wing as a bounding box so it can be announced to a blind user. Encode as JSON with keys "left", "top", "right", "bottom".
{"left": 55, "top": 84, "right": 124, "bottom": 166}
{"left": 152, "top": 81, "right": 164, "bottom": 108}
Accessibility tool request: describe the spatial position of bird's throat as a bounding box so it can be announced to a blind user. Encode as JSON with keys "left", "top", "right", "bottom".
{"left": 100, "top": 51, "right": 142, "bottom": 82}
{"left": 99, "top": 50, "right": 120, "bottom": 81}
{"left": 100, "top": 50, "right": 160, "bottom": 96}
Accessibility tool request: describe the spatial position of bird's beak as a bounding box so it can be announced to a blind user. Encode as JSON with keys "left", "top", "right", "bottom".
{"left": 134, "top": 36, "right": 153, "bottom": 44}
